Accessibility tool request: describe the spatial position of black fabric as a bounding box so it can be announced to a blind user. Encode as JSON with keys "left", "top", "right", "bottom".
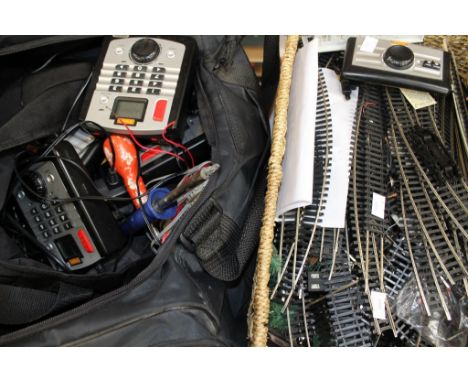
{"left": 0, "top": 283, "right": 93, "bottom": 325}
{"left": 0, "top": 35, "right": 271, "bottom": 346}
{"left": 0, "top": 224, "right": 154, "bottom": 332}
{"left": 0, "top": 151, "right": 15, "bottom": 211}
{"left": 0, "top": 247, "right": 232, "bottom": 346}
{"left": 182, "top": 36, "right": 269, "bottom": 281}
{"left": 0, "top": 62, "right": 92, "bottom": 151}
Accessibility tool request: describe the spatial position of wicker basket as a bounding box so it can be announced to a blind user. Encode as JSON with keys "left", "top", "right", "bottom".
{"left": 424, "top": 35, "right": 468, "bottom": 85}
{"left": 248, "top": 35, "right": 468, "bottom": 347}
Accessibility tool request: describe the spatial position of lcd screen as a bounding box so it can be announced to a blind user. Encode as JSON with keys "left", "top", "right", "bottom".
{"left": 112, "top": 98, "right": 147, "bottom": 120}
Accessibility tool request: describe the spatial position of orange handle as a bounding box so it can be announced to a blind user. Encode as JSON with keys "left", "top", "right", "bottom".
{"left": 103, "top": 135, "right": 147, "bottom": 208}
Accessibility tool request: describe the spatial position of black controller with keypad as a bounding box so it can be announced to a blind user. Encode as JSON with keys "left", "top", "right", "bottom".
{"left": 15, "top": 141, "right": 127, "bottom": 271}
{"left": 81, "top": 36, "right": 197, "bottom": 136}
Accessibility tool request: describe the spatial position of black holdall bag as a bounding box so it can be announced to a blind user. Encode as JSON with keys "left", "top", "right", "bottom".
{"left": 0, "top": 35, "right": 275, "bottom": 346}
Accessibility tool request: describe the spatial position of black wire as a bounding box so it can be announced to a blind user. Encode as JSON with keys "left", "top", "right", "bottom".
{"left": 39, "top": 122, "right": 83, "bottom": 159}
{"left": 74, "top": 120, "right": 116, "bottom": 171}
{"left": 60, "top": 71, "right": 93, "bottom": 133}
{"left": 43, "top": 155, "right": 96, "bottom": 186}
{"left": 39, "top": 120, "right": 108, "bottom": 161}
{"left": 13, "top": 151, "right": 153, "bottom": 204}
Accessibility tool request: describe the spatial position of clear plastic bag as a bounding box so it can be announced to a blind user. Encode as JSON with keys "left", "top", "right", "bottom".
{"left": 395, "top": 275, "right": 468, "bottom": 347}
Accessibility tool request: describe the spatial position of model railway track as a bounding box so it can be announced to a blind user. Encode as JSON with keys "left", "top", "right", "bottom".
{"left": 269, "top": 68, "right": 334, "bottom": 346}
{"left": 347, "top": 84, "right": 399, "bottom": 337}
{"left": 385, "top": 87, "right": 468, "bottom": 326}
{"left": 449, "top": 51, "right": 468, "bottom": 179}
{"left": 268, "top": 46, "right": 467, "bottom": 347}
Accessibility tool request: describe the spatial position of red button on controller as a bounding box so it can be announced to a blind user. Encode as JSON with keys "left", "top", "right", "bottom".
{"left": 77, "top": 228, "right": 94, "bottom": 253}
{"left": 153, "top": 99, "right": 167, "bottom": 122}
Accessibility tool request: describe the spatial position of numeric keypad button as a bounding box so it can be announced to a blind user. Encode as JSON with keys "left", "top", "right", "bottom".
{"left": 111, "top": 78, "right": 125, "bottom": 85}
{"left": 131, "top": 72, "right": 145, "bottom": 79}
{"left": 150, "top": 74, "right": 164, "bottom": 81}
{"left": 146, "top": 88, "right": 161, "bottom": 95}
{"left": 129, "top": 79, "right": 144, "bottom": 86}
{"left": 133, "top": 65, "right": 147, "bottom": 72}
{"left": 109, "top": 86, "right": 123, "bottom": 92}
{"left": 113, "top": 71, "right": 127, "bottom": 78}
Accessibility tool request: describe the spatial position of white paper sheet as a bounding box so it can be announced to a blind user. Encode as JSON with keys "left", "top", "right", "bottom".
{"left": 371, "top": 192, "right": 386, "bottom": 220}
{"left": 371, "top": 290, "right": 387, "bottom": 320}
{"left": 276, "top": 38, "right": 319, "bottom": 218}
{"left": 318, "top": 69, "right": 358, "bottom": 228}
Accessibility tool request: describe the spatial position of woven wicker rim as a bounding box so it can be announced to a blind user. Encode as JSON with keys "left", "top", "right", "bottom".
{"left": 249, "top": 35, "right": 299, "bottom": 347}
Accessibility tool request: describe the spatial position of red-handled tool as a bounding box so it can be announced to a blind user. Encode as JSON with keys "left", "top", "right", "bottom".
{"left": 103, "top": 135, "right": 147, "bottom": 208}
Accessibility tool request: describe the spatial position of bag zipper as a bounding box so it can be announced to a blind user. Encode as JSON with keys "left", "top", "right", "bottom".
{"left": 61, "top": 303, "right": 220, "bottom": 346}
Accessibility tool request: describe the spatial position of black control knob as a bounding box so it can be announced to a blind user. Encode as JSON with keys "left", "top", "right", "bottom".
{"left": 383, "top": 45, "right": 414, "bottom": 70}
{"left": 24, "top": 171, "right": 47, "bottom": 200}
{"left": 130, "top": 38, "right": 160, "bottom": 63}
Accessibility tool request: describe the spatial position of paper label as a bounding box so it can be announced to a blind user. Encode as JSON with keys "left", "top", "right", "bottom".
{"left": 65, "top": 129, "right": 95, "bottom": 156}
{"left": 371, "top": 192, "right": 386, "bottom": 219}
{"left": 360, "top": 36, "right": 379, "bottom": 53}
{"left": 400, "top": 88, "right": 437, "bottom": 110}
{"left": 370, "top": 290, "right": 387, "bottom": 320}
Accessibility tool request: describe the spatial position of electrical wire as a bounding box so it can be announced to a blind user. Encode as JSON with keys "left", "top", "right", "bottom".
{"left": 40, "top": 120, "right": 110, "bottom": 161}
{"left": 60, "top": 71, "right": 94, "bottom": 133}
{"left": 135, "top": 155, "right": 160, "bottom": 249}
{"left": 145, "top": 173, "right": 178, "bottom": 188}
{"left": 162, "top": 121, "right": 195, "bottom": 167}
{"left": 31, "top": 53, "right": 58, "bottom": 74}
{"left": 13, "top": 151, "right": 152, "bottom": 204}
{"left": 10, "top": 104, "right": 198, "bottom": 266}
{"left": 120, "top": 119, "right": 189, "bottom": 167}
{"left": 39, "top": 121, "right": 84, "bottom": 159}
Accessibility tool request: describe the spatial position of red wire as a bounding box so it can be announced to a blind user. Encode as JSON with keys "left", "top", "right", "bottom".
{"left": 119, "top": 119, "right": 187, "bottom": 164}
{"left": 162, "top": 121, "right": 195, "bottom": 168}
{"left": 362, "top": 100, "right": 376, "bottom": 115}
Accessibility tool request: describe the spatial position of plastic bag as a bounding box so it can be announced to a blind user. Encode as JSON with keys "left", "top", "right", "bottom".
{"left": 395, "top": 275, "right": 468, "bottom": 347}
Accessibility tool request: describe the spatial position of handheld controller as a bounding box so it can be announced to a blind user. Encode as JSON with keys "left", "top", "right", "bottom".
{"left": 14, "top": 142, "right": 127, "bottom": 271}
{"left": 341, "top": 36, "right": 450, "bottom": 97}
{"left": 81, "top": 36, "right": 197, "bottom": 136}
